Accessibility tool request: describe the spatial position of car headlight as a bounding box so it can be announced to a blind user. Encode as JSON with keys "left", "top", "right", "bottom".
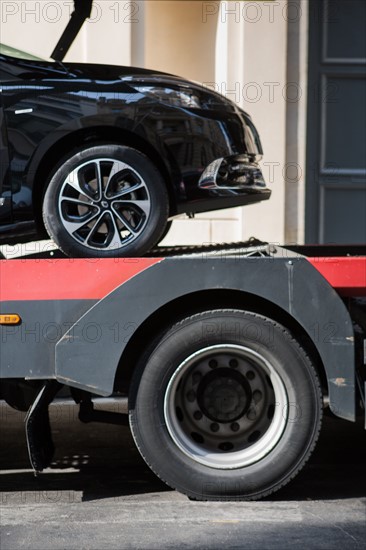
{"left": 132, "top": 85, "right": 236, "bottom": 112}
{"left": 132, "top": 85, "right": 202, "bottom": 109}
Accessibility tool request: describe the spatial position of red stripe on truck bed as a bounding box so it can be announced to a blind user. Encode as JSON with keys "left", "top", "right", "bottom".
{"left": 1, "top": 255, "right": 364, "bottom": 302}
{"left": 0, "top": 258, "right": 163, "bottom": 301}
{"left": 308, "top": 257, "right": 366, "bottom": 296}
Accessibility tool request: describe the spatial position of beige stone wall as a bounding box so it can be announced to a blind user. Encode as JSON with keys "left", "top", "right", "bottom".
{"left": 145, "top": 0, "right": 217, "bottom": 83}
{"left": 241, "top": 2, "right": 288, "bottom": 245}
{"left": 0, "top": 1, "right": 131, "bottom": 64}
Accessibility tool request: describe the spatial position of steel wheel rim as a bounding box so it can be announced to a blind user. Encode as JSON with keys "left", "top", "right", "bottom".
{"left": 164, "top": 344, "right": 288, "bottom": 469}
{"left": 58, "top": 158, "right": 151, "bottom": 251}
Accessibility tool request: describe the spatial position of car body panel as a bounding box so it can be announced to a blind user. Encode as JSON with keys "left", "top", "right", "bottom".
{"left": 0, "top": 53, "right": 270, "bottom": 244}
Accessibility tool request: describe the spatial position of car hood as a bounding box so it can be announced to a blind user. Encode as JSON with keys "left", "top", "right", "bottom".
{"left": 1, "top": 55, "right": 244, "bottom": 111}
{"left": 67, "top": 61, "right": 175, "bottom": 82}
{"left": 65, "top": 62, "right": 248, "bottom": 117}
{"left": 0, "top": 54, "right": 173, "bottom": 81}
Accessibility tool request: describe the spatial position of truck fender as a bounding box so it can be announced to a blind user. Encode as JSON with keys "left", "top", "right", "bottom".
{"left": 55, "top": 256, "right": 355, "bottom": 421}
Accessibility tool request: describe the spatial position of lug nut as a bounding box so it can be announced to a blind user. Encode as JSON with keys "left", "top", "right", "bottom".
{"left": 253, "top": 390, "right": 262, "bottom": 403}
{"left": 187, "top": 390, "right": 196, "bottom": 402}
{"left": 210, "top": 423, "right": 220, "bottom": 432}
{"left": 192, "top": 372, "right": 202, "bottom": 384}
{"left": 247, "top": 408, "right": 256, "bottom": 420}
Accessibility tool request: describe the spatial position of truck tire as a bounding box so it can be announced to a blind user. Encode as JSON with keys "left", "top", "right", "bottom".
{"left": 43, "top": 145, "right": 169, "bottom": 258}
{"left": 129, "top": 310, "right": 322, "bottom": 500}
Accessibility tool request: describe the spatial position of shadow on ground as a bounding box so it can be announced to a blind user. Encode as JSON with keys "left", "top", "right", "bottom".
{"left": 0, "top": 403, "right": 365, "bottom": 502}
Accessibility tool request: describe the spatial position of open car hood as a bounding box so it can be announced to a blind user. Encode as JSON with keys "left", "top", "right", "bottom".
{"left": 51, "top": 0, "right": 93, "bottom": 61}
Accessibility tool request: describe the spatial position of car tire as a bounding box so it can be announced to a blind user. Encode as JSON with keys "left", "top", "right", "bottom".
{"left": 43, "top": 145, "right": 169, "bottom": 258}
{"left": 157, "top": 220, "right": 172, "bottom": 244}
{"left": 129, "top": 310, "right": 322, "bottom": 501}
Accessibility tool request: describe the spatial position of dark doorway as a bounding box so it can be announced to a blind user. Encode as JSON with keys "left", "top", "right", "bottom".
{"left": 306, "top": 0, "right": 366, "bottom": 244}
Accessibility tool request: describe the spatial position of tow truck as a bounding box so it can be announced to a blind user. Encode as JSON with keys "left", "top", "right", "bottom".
{"left": 0, "top": 240, "right": 365, "bottom": 500}
{"left": 1, "top": 0, "right": 365, "bottom": 501}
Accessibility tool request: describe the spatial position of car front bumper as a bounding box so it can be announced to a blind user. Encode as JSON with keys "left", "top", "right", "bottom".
{"left": 198, "top": 155, "right": 268, "bottom": 194}
{"left": 175, "top": 155, "right": 270, "bottom": 216}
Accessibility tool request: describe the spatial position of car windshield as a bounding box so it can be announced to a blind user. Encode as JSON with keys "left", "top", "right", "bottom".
{"left": 0, "top": 43, "right": 47, "bottom": 61}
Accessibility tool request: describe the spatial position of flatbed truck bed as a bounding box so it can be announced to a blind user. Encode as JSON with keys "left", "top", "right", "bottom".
{"left": 0, "top": 241, "right": 365, "bottom": 500}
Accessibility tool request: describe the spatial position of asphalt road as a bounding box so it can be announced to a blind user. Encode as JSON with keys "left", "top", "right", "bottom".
{"left": 0, "top": 401, "right": 365, "bottom": 550}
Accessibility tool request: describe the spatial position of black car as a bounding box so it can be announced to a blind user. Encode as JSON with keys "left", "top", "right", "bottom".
{"left": 0, "top": 41, "right": 269, "bottom": 257}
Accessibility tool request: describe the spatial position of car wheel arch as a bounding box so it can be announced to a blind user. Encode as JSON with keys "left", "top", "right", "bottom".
{"left": 29, "top": 126, "right": 180, "bottom": 231}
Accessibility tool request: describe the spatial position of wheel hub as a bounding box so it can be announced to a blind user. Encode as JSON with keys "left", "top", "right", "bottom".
{"left": 197, "top": 368, "right": 251, "bottom": 423}
{"left": 164, "top": 345, "right": 288, "bottom": 469}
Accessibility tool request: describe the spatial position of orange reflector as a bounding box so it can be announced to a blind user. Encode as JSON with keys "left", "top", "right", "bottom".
{"left": 0, "top": 314, "right": 21, "bottom": 325}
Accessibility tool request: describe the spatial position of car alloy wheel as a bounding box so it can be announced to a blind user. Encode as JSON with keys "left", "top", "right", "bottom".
{"left": 43, "top": 145, "right": 169, "bottom": 258}
{"left": 58, "top": 158, "right": 151, "bottom": 251}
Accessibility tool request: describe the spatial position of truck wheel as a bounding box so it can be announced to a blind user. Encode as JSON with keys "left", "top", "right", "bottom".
{"left": 129, "top": 310, "right": 322, "bottom": 500}
{"left": 43, "top": 145, "right": 169, "bottom": 258}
